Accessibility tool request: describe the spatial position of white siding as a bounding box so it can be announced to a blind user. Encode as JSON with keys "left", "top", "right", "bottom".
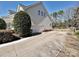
{"left": 2, "top": 14, "right": 14, "bottom": 29}
{"left": 39, "top": 16, "right": 52, "bottom": 32}
{"left": 24, "top": 3, "right": 52, "bottom": 32}
{"left": 25, "top": 3, "right": 47, "bottom": 25}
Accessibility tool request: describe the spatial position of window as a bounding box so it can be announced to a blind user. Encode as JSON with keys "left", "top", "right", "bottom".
{"left": 38, "top": 10, "right": 40, "bottom": 15}
{"left": 38, "top": 10, "right": 45, "bottom": 17}
{"left": 41, "top": 11, "right": 43, "bottom": 16}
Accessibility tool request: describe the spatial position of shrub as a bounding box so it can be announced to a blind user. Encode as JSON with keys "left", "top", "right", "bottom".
{"left": 75, "top": 31, "right": 79, "bottom": 35}
{"left": 13, "top": 11, "right": 31, "bottom": 37}
{"left": 74, "top": 31, "right": 79, "bottom": 39}
{"left": 0, "top": 18, "right": 6, "bottom": 29}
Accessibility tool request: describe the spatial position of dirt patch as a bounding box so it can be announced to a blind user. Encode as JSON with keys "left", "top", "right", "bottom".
{"left": 57, "top": 33, "right": 79, "bottom": 57}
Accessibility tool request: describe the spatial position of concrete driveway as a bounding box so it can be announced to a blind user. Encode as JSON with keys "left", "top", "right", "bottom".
{"left": 0, "top": 29, "right": 79, "bottom": 57}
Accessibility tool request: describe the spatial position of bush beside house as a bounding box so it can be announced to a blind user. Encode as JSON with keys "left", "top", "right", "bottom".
{"left": 13, "top": 11, "right": 31, "bottom": 37}
{"left": 0, "top": 18, "right": 6, "bottom": 29}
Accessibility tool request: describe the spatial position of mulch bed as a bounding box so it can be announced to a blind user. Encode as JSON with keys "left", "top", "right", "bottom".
{"left": 0, "top": 30, "right": 20, "bottom": 44}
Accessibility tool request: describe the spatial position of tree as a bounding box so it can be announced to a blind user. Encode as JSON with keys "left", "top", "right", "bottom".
{"left": 13, "top": 11, "right": 31, "bottom": 37}
{"left": 50, "top": 12, "right": 57, "bottom": 28}
{"left": 58, "top": 10, "right": 64, "bottom": 16}
{"left": 52, "top": 12, "right": 58, "bottom": 20}
{"left": 64, "top": 8, "right": 75, "bottom": 27}
{"left": 73, "top": 7, "right": 79, "bottom": 27}
{"left": 0, "top": 18, "right": 6, "bottom": 29}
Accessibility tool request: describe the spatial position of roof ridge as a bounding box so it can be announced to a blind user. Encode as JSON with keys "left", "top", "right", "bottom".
{"left": 18, "top": 1, "right": 42, "bottom": 10}
{"left": 19, "top": 3, "right": 28, "bottom": 7}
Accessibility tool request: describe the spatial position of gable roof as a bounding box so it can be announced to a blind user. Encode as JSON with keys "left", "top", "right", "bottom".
{"left": 8, "top": 10, "right": 16, "bottom": 15}
{"left": 17, "top": 3, "right": 28, "bottom": 10}
{"left": 17, "top": 2, "right": 42, "bottom": 11}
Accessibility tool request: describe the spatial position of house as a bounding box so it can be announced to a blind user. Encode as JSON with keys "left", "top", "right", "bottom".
{"left": 2, "top": 2, "right": 52, "bottom": 33}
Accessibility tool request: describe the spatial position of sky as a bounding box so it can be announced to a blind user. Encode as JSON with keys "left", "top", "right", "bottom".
{"left": 0, "top": 1, "right": 78, "bottom": 16}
